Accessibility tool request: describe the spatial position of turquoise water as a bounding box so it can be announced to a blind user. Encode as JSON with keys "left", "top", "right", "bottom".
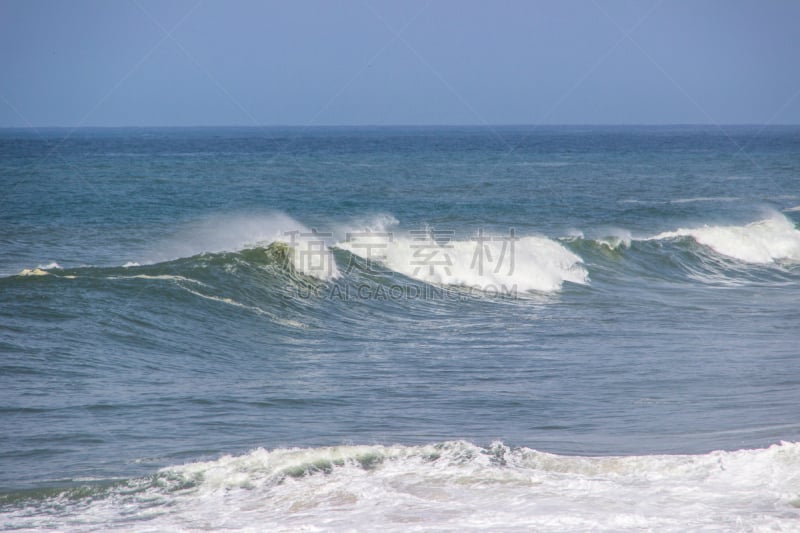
{"left": 2, "top": 126, "right": 800, "bottom": 530}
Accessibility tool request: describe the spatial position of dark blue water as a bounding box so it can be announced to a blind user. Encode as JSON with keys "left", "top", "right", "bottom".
{"left": 2, "top": 126, "right": 800, "bottom": 530}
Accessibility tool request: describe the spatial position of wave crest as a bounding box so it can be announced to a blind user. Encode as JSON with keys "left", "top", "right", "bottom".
{"left": 649, "top": 214, "right": 800, "bottom": 264}
{"left": 152, "top": 212, "right": 339, "bottom": 280}
{"left": 339, "top": 232, "right": 588, "bottom": 293}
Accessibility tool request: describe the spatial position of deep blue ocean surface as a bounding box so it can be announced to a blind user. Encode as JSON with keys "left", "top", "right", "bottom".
{"left": 2, "top": 126, "right": 800, "bottom": 530}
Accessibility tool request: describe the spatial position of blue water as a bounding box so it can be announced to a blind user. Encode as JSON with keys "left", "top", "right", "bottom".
{"left": 1, "top": 126, "right": 800, "bottom": 530}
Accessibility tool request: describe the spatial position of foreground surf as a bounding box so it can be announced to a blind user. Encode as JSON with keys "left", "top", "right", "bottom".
{"left": 4, "top": 441, "right": 799, "bottom": 531}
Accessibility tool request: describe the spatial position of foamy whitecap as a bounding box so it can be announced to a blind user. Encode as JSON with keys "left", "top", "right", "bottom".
{"left": 5, "top": 441, "right": 799, "bottom": 531}
{"left": 18, "top": 268, "right": 50, "bottom": 277}
{"left": 139, "top": 440, "right": 800, "bottom": 531}
{"left": 17, "top": 262, "right": 63, "bottom": 276}
{"left": 340, "top": 232, "right": 588, "bottom": 293}
{"left": 650, "top": 214, "right": 800, "bottom": 264}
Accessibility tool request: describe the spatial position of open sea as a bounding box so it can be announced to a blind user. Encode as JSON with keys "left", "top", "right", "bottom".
{"left": 1, "top": 125, "right": 800, "bottom": 531}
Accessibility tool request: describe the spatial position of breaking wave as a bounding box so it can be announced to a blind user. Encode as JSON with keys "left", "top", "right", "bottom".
{"left": 3, "top": 441, "right": 799, "bottom": 531}
{"left": 648, "top": 213, "right": 800, "bottom": 264}
{"left": 8, "top": 213, "right": 800, "bottom": 296}
{"left": 339, "top": 232, "right": 589, "bottom": 293}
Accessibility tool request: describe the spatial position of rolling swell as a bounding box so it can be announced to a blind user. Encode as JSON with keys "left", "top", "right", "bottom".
{"left": 6, "top": 213, "right": 800, "bottom": 304}
{"left": 567, "top": 236, "right": 800, "bottom": 287}
{"left": 3, "top": 211, "right": 798, "bottom": 378}
{"left": 565, "top": 213, "right": 800, "bottom": 287}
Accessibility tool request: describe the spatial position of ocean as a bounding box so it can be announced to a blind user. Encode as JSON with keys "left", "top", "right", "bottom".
{"left": 1, "top": 125, "right": 799, "bottom": 531}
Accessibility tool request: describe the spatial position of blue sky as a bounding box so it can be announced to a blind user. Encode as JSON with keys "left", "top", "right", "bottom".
{"left": 1, "top": 0, "right": 799, "bottom": 127}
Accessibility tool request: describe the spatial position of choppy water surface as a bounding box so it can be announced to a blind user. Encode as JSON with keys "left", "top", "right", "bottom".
{"left": 2, "top": 126, "right": 799, "bottom": 530}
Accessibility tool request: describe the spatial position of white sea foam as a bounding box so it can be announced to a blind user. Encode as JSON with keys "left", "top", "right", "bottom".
{"left": 596, "top": 235, "right": 631, "bottom": 251}
{"left": 107, "top": 274, "right": 205, "bottom": 285}
{"left": 339, "top": 230, "right": 588, "bottom": 293}
{"left": 17, "top": 262, "right": 64, "bottom": 276}
{"left": 583, "top": 228, "right": 633, "bottom": 251}
{"left": 17, "top": 268, "right": 50, "bottom": 277}
{"left": 670, "top": 196, "right": 740, "bottom": 204}
{"left": 649, "top": 214, "right": 800, "bottom": 264}
{"left": 5, "top": 441, "right": 799, "bottom": 531}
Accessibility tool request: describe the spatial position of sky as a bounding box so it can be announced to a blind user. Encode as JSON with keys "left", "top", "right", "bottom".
{"left": 1, "top": 0, "right": 799, "bottom": 127}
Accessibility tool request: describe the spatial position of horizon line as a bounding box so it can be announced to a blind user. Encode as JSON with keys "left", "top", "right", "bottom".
{"left": 1, "top": 123, "right": 799, "bottom": 130}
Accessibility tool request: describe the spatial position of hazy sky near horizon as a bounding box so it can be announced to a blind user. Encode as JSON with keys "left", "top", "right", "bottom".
{"left": 1, "top": 0, "right": 799, "bottom": 127}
